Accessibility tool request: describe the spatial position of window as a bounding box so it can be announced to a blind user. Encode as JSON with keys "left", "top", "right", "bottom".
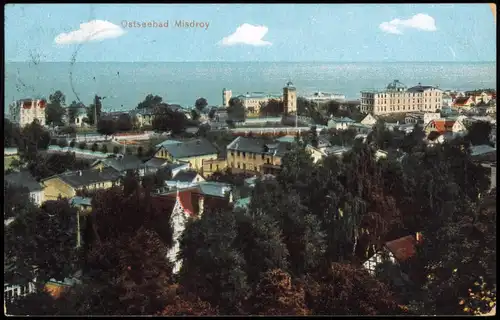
{"left": 267, "top": 158, "right": 271, "bottom": 164}
{"left": 261, "top": 154, "right": 265, "bottom": 160}
{"left": 210, "top": 163, "right": 213, "bottom": 170}
{"left": 242, "top": 163, "right": 246, "bottom": 170}
{"left": 237, "top": 151, "right": 240, "bottom": 157}
{"left": 242, "top": 152, "right": 246, "bottom": 158}
{"left": 237, "top": 163, "right": 240, "bottom": 169}
{"left": 231, "top": 152, "right": 234, "bottom": 157}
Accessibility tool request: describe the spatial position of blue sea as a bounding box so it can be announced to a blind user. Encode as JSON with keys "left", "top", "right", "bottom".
{"left": 4, "top": 61, "right": 496, "bottom": 113}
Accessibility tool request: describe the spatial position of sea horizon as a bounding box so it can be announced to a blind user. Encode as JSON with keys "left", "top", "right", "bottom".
{"left": 5, "top": 61, "right": 496, "bottom": 113}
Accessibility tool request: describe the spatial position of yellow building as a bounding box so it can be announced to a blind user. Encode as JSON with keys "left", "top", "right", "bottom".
{"left": 201, "top": 158, "right": 228, "bottom": 177}
{"left": 360, "top": 80, "right": 443, "bottom": 115}
{"left": 153, "top": 138, "right": 219, "bottom": 174}
{"left": 283, "top": 81, "right": 297, "bottom": 114}
{"left": 42, "top": 167, "right": 122, "bottom": 201}
{"left": 223, "top": 82, "right": 296, "bottom": 116}
{"left": 226, "top": 136, "right": 289, "bottom": 174}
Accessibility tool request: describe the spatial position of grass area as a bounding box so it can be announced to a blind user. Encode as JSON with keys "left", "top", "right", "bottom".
{"left": 4, "top": 155, "right": 19, "bottom": 171}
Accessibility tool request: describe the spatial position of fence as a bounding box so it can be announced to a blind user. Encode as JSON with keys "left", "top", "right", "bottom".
{"left": 47, "top": 145, "right": 115, "bottom": 158}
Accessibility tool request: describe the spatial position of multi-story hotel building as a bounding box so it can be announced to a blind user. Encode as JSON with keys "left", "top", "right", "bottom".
{"left": 222, "top": 82, "right": 298, "bottom": 116}
{"left": 9, "top": 98, "right": 47, "bottom": 127}
{"left": 360, "top": 80, "right": 443, "bottom": 115}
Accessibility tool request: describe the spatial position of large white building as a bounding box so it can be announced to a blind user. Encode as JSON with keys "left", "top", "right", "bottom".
{"left": 304, "top": 91, "right": 346, "bottom": 102}
{"left": 360, "top": 80, "right": 443, "bottom": 115}
{"left": 9, "top": 99, "right": 47, "bottom": 127}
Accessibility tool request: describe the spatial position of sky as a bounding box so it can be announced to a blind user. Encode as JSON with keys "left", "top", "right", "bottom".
{"left": 4, "top": 3, "right": 496, "bottom": 62}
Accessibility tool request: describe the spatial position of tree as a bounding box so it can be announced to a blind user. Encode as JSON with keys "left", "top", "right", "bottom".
{"left": 234, "top": 210, "right": 289, "bottom": 287}
{"left": 19, "top": 121, "right": 51, "bottom": 163}
{"left": 152, "top": 109, "right": 187, "bottom": 134}
{"left": 306, "top": 263, "right": 401, "bottom": 315}
{"left": 5, "top": 199, "right": 80, "bottom": 289}
{"left": 160, "top": 286, "right": 218, "bottom": 316}
{"left": 259, "top": 99, "right": 284, "bottom": 117}
{"left": 122, "top": 170, "right": 140, "bottom": 196}
{"left": 97, "top": 119, "right": 117, "bottom": 137}
{"left": 416, "top": 193, "right": 496, "bottom": 315}
{"left": 45, "top": 90, "right": 66, "bottom": 126}
{"left": 58, "top": 139, "right": 69, "bottom": 148}
{"left": 4, "top": 118, "right": 22, "bottom": 148}
{"left": 179, "top": 208, "right": 250, "bottom": 314}
{"left": 227, "top": 97, "right": 246, "bottom": 122}
{"left": 113, "top": 146, "right": 120, "bottom": 154}
{"left": 208, "top": 108, "right": 216, "bottom": 120}
{"left": 70, "top": 227, "right": 173, "bottom": 315}
{"left": 247, "top": 269, "right": 309, "bottom": 315}
{"left": 195, "top": 98, "right": 208, "bottom": 112}
{"left": 116, "top": 114, "right": 133, "bottom": 132}
{"left": 137, "top": 146, "right": 143, "bottom": 157}
{"left": 137, "top": 94, "right": 163, "bottom": 109}
{"left": 91, "top": 143, "right": 98, "bottom": 152}
{"left": 190, "top": 109, "right": 200, "bottom": 121}
{"left": 67, "top": 101, "right": 86, "bottom": 125}
{"left": 325, "top": 100, "right": 340, "bottom": 116}
{"left": 78, "top": 142, "right": 87, "bottom": 150}
{"left": 101, "top": 144, "right": 108, "bottom": 154}
{"left": 465, "top": 121, "right": 493, "bottom": 146}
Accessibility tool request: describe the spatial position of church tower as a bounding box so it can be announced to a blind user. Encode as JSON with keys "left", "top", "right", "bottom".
{"left": 283, "top": 81, "right": 297, "bottom": 114}
{"left": 222, "top": 88, "right": 232, "bottom": 107}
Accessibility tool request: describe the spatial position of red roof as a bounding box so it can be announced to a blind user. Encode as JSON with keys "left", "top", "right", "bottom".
{"left": 177, "top": 189, "right": 195, "bottom": 216}
{"left": 453, "top": 97, "right": 471, "bottom": 106}
{"left": 429, "top": 119, "right": 455, "bottom": 133}
{"left": 385, "top": 235, "right": 419, "bottom": 262}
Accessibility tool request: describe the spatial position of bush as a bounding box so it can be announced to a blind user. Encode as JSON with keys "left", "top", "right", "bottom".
{"left": 58, "top": 139, "right": 68, "bottom": 148}
{"left": 78, "top": 142, "right": 87, "bottom": 150}
{"left": 113, "top": 146, "right": 120, "bottom": 154}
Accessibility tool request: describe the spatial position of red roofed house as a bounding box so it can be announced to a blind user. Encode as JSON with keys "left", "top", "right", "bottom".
{"left": 363, "top": 233, "right": 423, "bottom": 276}
{"left": 153, "top": 184, "right": 233, "bottom": 274}
{"left": 452, "top": 96, "right": 475, "bottom": 110}
{"left": 424, "top": 118, "right": 456, "bottom": 135}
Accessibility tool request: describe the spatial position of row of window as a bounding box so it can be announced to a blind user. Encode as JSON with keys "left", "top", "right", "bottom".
{"left": 231, "top": 151, "right": 268, "bottom": 160}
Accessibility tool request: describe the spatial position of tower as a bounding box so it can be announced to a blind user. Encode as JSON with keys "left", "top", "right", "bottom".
{"left": 283, "top": 81, "right": 297, "bottom": 114}
{"left": 222, "top": 88, "right": 232, "bottom": 107}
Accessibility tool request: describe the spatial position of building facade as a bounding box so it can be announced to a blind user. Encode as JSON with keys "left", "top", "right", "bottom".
{"left": 360, "top": 80, "right": 443, "bottom": 115}
{"left": 9, "top": 99, "right": 47, "bottom": 127}
{"left": 303, "top": 91, "right": 346, "bottom": 102}
{"left": 222, "top": 82, "right": 297, "bottom": 115}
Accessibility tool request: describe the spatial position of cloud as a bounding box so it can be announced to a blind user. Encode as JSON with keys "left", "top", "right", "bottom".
{"left": 54, "top": 20, "right": 125, "bottom": 45}
{"left": 379, "top": 13, "right": 437, "bottom": 35}
{"left": 219, "top": 23, "right": 272, "bottom": 46}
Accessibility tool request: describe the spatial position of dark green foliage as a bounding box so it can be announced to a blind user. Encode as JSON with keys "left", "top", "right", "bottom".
{"left": 465, "top": 121, "right": 493, "bottom": 146}
{"left": 137, "top": 94, "right": 163, "bottom": 109}
{"left": 195, "top": 97, "right": 208, "bottom": 111}
{"left": 227, "top": 97, "right": 246, "bottom": 122}
{"left": 5, "top": 199, "right": 80, "bottom": 287}
{"left": 179, "top": 208, "right": 250, "bottom": 314}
